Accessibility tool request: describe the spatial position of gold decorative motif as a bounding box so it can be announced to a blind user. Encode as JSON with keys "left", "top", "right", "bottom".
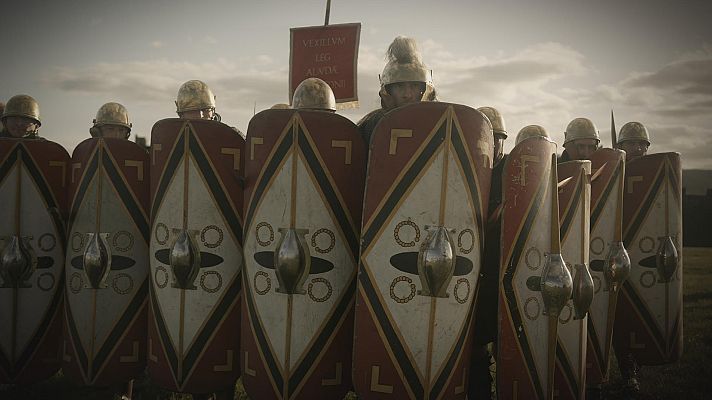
{"left": 200, "top": 271, "right": 223, "bottom": 293}
{"left": 515, "top": 155, "right": 540, "bottom": 187}
{"left": 389, "top": 129, "right": 412, "bottom": 155}
{"left": 213, "top": 349, "right": 234, "bottom": 372}
{"left": 112, "top": 273, "right": 134, "bottom": 295}
{"left": 331, "top": 140, "right": 352, "bottom": 165}
{"left": 255, "top": 222, "right": 274, "bottom": 247}
{"left": 250, "top": 137, "right": 264, "bottom": 160}
{"left": 71, "top": 162, "right": 81, "bottom": 184}
{"left": 389, "top": 275, "right": 416, "bottom": 304}
{"left": 394, "top": 219, "right": 420, "bottom": 248}
{"left": 640, "top": 271, "right": 656, "bottom": 288}
{"left": 454, "top": 367, "right": 467, "bottom": 394}
{"left": 124, "top": 160, "right": 144, "bottom": 181}
{"left": 155, "top": 266, "right": 169, "bottom": 289}
{"left": 112, "top": 231, "right": 134, "bottom": 252}
{"left": 627, "top": 176, "right": 644, "bottom": 194}
{"left": 524, "top": 296, "right": 540, "bottom": 321}
{"left": 244, "top": 351, "right": 257, "bottom": 377}
{"left": 370, "top": 366, "right": 393, "bottom": 394}
{"left": 558, "top": 303, "right": 573, "bottom": 324}
{"left": 48, "top": 161, "right": 66, "bottom": 187}
{"left": 69, "top": 272, "right": 83, "bottom": 294}
{"left": 151, "top": 144, "right": 162, "bottom": 165}
{"left": 221, "top": 147, "right": 241, "bottom": 171}
{"left": 200, "top": 225, "right": 224, "bottom": 248}
{"left": 639, "top": 236, "right": 655, "bottom": 254}
{"left": 62, "top": 340, "right": 72, "bottom": 362}
{"left": 321, "top": 362, "right": 343, "bottom": 386}
{"left": 457, "top": 229, "right": 475, "bottom": 254}
{"left": 155, "top": 222, "right": 169, "bottom": 245}
{"left": 590, "top": 237, "right": 605, "bottom": 256}
{"left": 71, "top": 232, "right": 85, "bottom": 253}
{"left": 593, "top": 275, "right": 602, "bottom": 294}
{"left": 311, "top": 228, "right": 336, "bottom": 254}
{"left": 629, "top": 332, "right": 646, "bottom": 349}
{"left": 254, "top": 271, "right": 271, "bottom": 295}
{"left": 148, "top": 339, "right": 158, "bottom": 362}
{"left": 119, "top": 341, "right": 140, "bottom": 363}
{"left": 37, "top": 272, "right": 55, "bottom": 291}
{"left": 454, "top": 278, "right": 470, "bottom": 304}
{"left": 525, "top": 247, "right": 542, "bottom": 271}
{"left": 308, "top": 278, "right": 333, "bottom": 302}
{"left": 38, "top": 233, "right": 56, "bottom": 252}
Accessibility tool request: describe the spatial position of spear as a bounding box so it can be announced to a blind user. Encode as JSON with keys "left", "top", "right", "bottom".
{"left": 611, "top": 109, "right": 617, "bottom": 148}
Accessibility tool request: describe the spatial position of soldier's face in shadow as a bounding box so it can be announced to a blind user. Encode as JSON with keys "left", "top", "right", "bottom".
{"left": 619, "top": 140, "right": 649, "bottom": 160}
{"left": 564, "top": 139, "right": 599, "bottom": 160}
{"left": 493, "top": 135, "right": 505, "bottom": 164}
{"left": 3, "top": 116, "right": 39, "bottom": 138}
{"left": 179, "top": 108, "right": 215, "bottom": 120}
{"left": 100, "top": 125, "right": 130, "bottom": 140}
{"left": 384, "top": 82, "right": 426, "bottom": 108}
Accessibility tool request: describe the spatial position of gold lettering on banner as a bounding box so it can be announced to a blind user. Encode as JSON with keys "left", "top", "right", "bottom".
{"left": 119, "top": 341, "right": 140, "bottom": 363}
{"left": 627, "top": 176, "right": 644, "bottom": 194}
{"left": 152, "top": 144, "right": 162, "bottom": 165}
{"left": 302, "top": 37, "right": 347, "bottom": 47}
{"left": 321, "top": 362, "right": 342, "bottom": 386}
{"left": 389, "top": 129, "right": 412, "bottom": 155}
{"left": 124, "top": 160, "right": 144, "bottom": 181}
{"left": 213, "top": 349, "right": 233, "bottom": 372}
{"left": 454, "top": 367, "right": 466, "bottom": 394}
{"left": 244, "top": 351, "right": 256, "bottom": 377}
{"left": 630, "top": 332, "right": 646, "bottom": 349}
{"left": 251, "top": 137, "right": 264, "bottom": 161}
{"left": 148, "top": 338, "right": 158, "bottom": 362}
{"left": 331, "top": 140, "right": 352, "bottom": 165}
{"left": 518, "top": 155, "right": 540, "bottom": 187}
{"left": 370, "top": 366, "right": 393, "bottom": 394}
{"left": 48, "top": 161, "right": 66, "bottom": 187}
{"left": 220, "top": 148, "right": 241, "bottom": 170}
{"left": 71, "top": 163, "right": 82, "bottom": 184}
{"left": 62, "top": 340, "right": 72, "bottom": 362}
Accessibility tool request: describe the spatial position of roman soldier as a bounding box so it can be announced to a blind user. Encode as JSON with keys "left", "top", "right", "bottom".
{"left": 560, "top": 117, "right": 600, "bottom": 162}
{"left": 616, "top": 121, "right": 650, "bottom": 161}
{"left": 1, "top": 95, "right": 42, "bottom": 139}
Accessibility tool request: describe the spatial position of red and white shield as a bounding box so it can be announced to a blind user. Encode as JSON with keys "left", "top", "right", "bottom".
{"left": 62, "top": 138, "right": 149, "bottom": 386}
{"left": 353, "top": 102, "right": 493, "bottom": 400}
{"left": 614, "top": 152, "right": 682, "bottom": 365}
{"left": 241, "top": 109, "right": 366, "bottom": 399}
{"left": 148, "top": 119, "right": 244, "bottom": 393}
{"left": 586, "top": 148, "right": 625, "bottom": 385}
{"left": 0, "top": 138, "right": 69, "bottom": 384}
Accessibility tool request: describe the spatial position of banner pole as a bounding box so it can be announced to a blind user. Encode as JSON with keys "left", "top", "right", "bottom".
{"left": 324, "top": 0, "right": 331, "bottom": 25}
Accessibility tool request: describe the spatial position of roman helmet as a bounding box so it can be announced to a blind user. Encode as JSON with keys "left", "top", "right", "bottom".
{"left": 617, "top": 121, "right": 650, "bottom": 145}
{"left": 564, "top": 117, "right": 599, "bottom": 145}
{"left": 292, "top": 78, "right": 336, "bottom": 111}
{"left": 516, "top": 125, "right": 550, "bottom": 145}
{"left": 90, "top": 102, "right": 132, "bottom": 138}
{"left": 175, "top": 80, "right": 216, "bottom": 114}
{"left": 2, "top": 94, "right": 41, "bottom": 126}
{"left": 477, "top": 106, "right": 507, "bottom": 139}
{"left": 380, "top": 36, "right": 433, "bottom": 100}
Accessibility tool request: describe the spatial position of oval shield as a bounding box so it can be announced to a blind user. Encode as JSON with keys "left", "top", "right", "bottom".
{"left": 62, "top": 138, "right": 149, "bottom": 386}
{"left": 555, "top": 160, "right": 592, "bottom": 400}
{"left": 0, "top": 138, "right": 69, "bottom": 384}
{"left": 614, "top": 152, "right": 682, "bottom": 365}
{"left": 353, "top": 102, "right": 493, "bottom": 399}
{"left": 586, "top": 148, "right": 625, "bottom": 386}
{"left": 497, "top": 137, "right": 561, "bottom": 400}
{"left": 148, "top": 119, "right": 244, "bottom": 393}
{"left": 241, "top": 109, "right": 366, "bottom": 399}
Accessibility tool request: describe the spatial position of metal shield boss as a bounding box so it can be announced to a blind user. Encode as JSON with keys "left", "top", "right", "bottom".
{"left": 62, "top": 138, "right": 149, "bottom": 386}
{"left": 353, "top": 103, "right": 493, "bottom": 400}
{"left": 241, "top": 109, "right": 366, "bottom": 399}
{"left": 614, "top": 153, "right": 682, "bottom": 365}
{"left": 0, "top": 138, "right": 69, "bottom": 383}
{"left": 149, "top": 119, "right": 244, "bottom": 393}
{"left": 555, "top": 160, "right": 592, "bottom": 400}
{"left": 498, "top": 136, "right": 573, "bottom": 400}
{"left": 586, "top": 149, "right": 628, "bottom": 386}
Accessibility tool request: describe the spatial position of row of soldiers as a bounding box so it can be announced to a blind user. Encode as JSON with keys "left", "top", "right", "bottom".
{"left": 1, "top": 35, "right": 679, "bottom": 400}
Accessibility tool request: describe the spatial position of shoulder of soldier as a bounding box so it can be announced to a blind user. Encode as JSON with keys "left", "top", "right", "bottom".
{"left": 557, "top": 150, "right": 571, "bottom": 164}
{"left": 357, "top": 108, "right": 386, "bottom": 127}
{"left": 230, "top": 126, "right": 245, "bottom": 139}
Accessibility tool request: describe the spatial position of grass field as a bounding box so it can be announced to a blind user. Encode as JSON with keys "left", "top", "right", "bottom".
{"left": 2, "top": 247, "right": 710, "bottom": 399}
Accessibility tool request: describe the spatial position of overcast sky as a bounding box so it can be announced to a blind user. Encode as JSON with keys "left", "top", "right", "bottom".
{"left": 3, "top": 0, "right": 712, "bottom": 168}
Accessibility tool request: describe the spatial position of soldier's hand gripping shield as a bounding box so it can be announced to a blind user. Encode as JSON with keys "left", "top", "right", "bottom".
{"left": 62, "top": 138, "right": 149, "bottom": 386}
{"left": 241, "top": 108, "right": 366, "bottom": 399}
{"left": 148, "top": 119, "right": 244, "bottom": 393}
{"left": 555, "top": 160, "right": 593, "bottom": 400}
{"left": 352, "top": 102, "right": 493, "bottom": 399}
{"left": 0, "top": 138, "right": 69, "bottom": 383}
{"left": 614, "top": 152, "right": 682, "bottom": 365}
{"left": 497, "top": 136, "right": 572, "bottom": 400}
{"left": 586, "top": 149, "right": 628, "bottom": 386}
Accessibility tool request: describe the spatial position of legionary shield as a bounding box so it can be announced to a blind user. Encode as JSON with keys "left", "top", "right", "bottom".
{"left": 241, "top": 109, "right": 366, "bottom": 399}
{"left": 62, "top": 138, "right": 149, "bottom": 386}
{"left": 149, "top": 119, "right": 244, "bottom": 393}
{"left": 0, "top": 138, "right": 69, "bottom": 384}
{"left": 498, "top": 137, "right": 572, "bottom": 400}
{"left": 586, "top": 149, "right": 627, "bottom": 386}
{"left": 353, "top": 102, "right": 492, "bottom": 400}
{"left": 555, "top": 161, "right": 593, "bottom": 400}
{"left": 614, "top": 153, "right": 682, "bottom": 365}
